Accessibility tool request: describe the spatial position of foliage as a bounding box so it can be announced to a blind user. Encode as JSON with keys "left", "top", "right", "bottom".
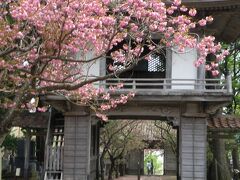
{"left": 220, "top": 41, "right": 240, "bottom": 115}
{"left": 207, "top": 40, "right": 240, "bottom": 180}
{"left": 100, "top": 120, "right": 145, "bottom": 158}
{"left": 219, "top": 40, "right": 240, "bottom": 149}
{"left": 0, "top": 133, "right": 18, "bottom": 151}
{"left": 154, "top": 121, "right": 177, "bottom": 154}
{"left": 235, "top": 134, "right": 240, "bottom": 144}
{"left": 100, "top": 120, "right": 146, "bottom": 179}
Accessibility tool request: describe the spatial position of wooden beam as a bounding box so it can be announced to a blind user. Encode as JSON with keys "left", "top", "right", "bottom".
{"left": 106, "top": 104, "right": 180, "bottom": 119}
{"left": 208, "top": 129, "right": 240, "bottom": 133}
{"left": 208, "top": 131, "right": 238, "bottom": 139}
{"left": 208, "top": 134, "right": 235, "bottom": 139}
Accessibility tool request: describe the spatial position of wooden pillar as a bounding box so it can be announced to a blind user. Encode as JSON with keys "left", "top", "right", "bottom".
{"left": 179, "top": 117, "right": 207, "bottom": 180}
{"left": 63, "top": 112, "right": 92, "bottom": 180}
{"left": 24, "top": 129, "right": 31, "bottom": 180}
{"left": 96, "top": 121, "right": 100, "bottom": 180}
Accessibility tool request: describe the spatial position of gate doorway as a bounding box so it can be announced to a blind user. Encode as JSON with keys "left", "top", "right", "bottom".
{"left": 99, "top": 120, "right": 177, "bottom": 179}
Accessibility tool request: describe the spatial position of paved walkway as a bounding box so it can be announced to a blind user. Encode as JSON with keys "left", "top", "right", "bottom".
{"left": 114, "top": 175, "right": 176, "bottom": 180}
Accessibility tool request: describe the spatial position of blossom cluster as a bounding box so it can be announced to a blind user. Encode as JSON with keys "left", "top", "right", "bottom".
{"left": 69, "top": 83, "right": 135, "bottom": 121}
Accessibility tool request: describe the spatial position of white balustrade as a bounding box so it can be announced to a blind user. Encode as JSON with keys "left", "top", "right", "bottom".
{"left": 95, "top": 78, "right": 231, "bottom": 93}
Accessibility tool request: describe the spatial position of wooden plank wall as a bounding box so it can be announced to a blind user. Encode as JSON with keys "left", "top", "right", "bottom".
{"left": 179, "top": 117, "right": 207, "bottom": 180}
{"left": 63, "top": 115, "right": 91, "bottom": 180}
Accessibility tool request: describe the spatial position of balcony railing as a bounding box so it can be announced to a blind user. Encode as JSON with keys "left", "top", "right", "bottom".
{"left": 98, "top": 76, "right": 232, "bottom": 93}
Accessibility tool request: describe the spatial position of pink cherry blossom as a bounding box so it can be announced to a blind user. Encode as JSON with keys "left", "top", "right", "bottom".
{"left": 37, "top": 107, "right": 48, "bottom": 112}
{"left": 180, "top": 6, "right": 188, "bottom": 12}
{"left": 205, "top": 65, "right": 212, "bottom": 71}
{"left": 206, "top": 16, "right": 214, "bottom": 22}
{"left": 198, "top": 19, "right": 207, "bottom": 26}
{"left": 173, "top": 0, "right": 181, "bottom": 6}
{"left": 212, "top": 70, "right": 219, "bottom": 76}
{"left": 189, "top": 8, "right": 197, "bottom": 17}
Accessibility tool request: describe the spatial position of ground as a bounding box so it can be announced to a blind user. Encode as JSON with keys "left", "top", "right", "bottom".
{"left": 114, "top": 175, "right": 177, "bottom": 180}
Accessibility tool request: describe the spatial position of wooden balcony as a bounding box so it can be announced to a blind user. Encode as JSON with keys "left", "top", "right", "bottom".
{"left": 43, "top": 76, "right": 232, "bottom": 118}
{"left": 100, "top": 76, "right": 232, "bottom": 94}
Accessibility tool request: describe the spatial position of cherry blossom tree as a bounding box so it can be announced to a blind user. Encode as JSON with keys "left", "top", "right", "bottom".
{"left": 0, "top": 0, "right": 229, "bottom": 143}
{"left": 100, "top": 120, "right": 145, "bottom": 180}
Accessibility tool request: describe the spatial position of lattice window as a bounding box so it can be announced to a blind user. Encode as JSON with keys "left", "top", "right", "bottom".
{"left": 148, "top": 53, "right": 165, "bottom": 72}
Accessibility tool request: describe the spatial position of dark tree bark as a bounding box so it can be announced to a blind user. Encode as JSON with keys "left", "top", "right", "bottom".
{"left": 0, "top": 82, "right": 30, "bottom": 145}
{"left": 119, "top": 162, "right": 125, "bottom": 176}
{"left": 100, "top": 152, "right": 106, "bottom": 180}
{"left": 108, "top": 156, "right": 115, "bottom": 180}
{"left": 114, "top": 163, "right": 119, "bottom": 178}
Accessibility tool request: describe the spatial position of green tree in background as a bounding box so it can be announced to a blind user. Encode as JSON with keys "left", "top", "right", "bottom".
{"left": 0, "top": 133, "right": 18, "bottom": 152}
{"left": 208, "top": 41, "right": 240, "bottom": 180}
{"left": 144, "top": 150, "right": 164, "bottom": 175}
{"left": 221, "top": 41, "right": 240, "bottom": 180}
{"left": 220, "top": 41, "right": 240, "bottom": 115}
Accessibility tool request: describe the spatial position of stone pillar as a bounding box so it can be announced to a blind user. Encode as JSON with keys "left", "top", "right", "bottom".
{"left": 179, "top": 117, "right": 207, "bottom": 180}
{"left": 63, "top": 112, "right": 91, "bottom": 180}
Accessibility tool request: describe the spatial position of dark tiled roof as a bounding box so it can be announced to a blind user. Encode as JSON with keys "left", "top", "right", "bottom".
{"left": 208, "top": 116, "right": 240, "bottom": 130}
{"left": 182, "top": 0, "right": 240, "bottom": 10}
{"left": 12, "top": 112, "right": 49, "bottom": 129}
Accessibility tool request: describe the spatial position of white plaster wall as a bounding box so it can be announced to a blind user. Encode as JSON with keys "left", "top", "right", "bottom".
{"left": 77, "top": 51, "right": 100, "bottom": 78}
{"left": 76, "top": 51, "right": 101, "bottom": 88}
{"left": 171, "top": 48, "right": 197, "bottom": 89}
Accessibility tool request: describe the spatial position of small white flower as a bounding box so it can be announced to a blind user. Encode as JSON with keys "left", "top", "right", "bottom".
{"left": 29, "top": 107, "right": 36, "bottom": 113}
{"left": 16, "top": 31, "right": 24, "bottom": 38}
{"left": 23, "top": 61, "right": 29, "bottom": 67}
{"left": 30, "top": 98, "right": 35, "bottom": 104}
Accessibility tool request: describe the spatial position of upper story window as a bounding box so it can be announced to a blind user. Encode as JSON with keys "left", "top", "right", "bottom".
{"left": 148, "top": 53, "right": 166, "bottom": 73}
{"left": 106, "top": 41, "right": 166, "bottom": 78}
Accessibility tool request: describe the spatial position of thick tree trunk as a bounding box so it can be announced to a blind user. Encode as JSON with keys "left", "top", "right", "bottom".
{"left": 108, "top": 158, "right": 115, "bottom": 180}
{"left": 119, "top": 163, "right": 124, "bottom": 176}
{"left": 100, "top": 154, "right": 105, "bottom": 180}
{"left": 212, "top": 134, "right": 232, "bottom": 180}
{"left": 0, "top": 133, "right": 7, "bottom": 146}
{"left": 0, "top": 82, "right": 29, "bottom": 142}
{"left": 115, "top": 163, "right": 119, "bottom": 178}
{"left": 232, "top": 145, "right": 240, "bottom": 180}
